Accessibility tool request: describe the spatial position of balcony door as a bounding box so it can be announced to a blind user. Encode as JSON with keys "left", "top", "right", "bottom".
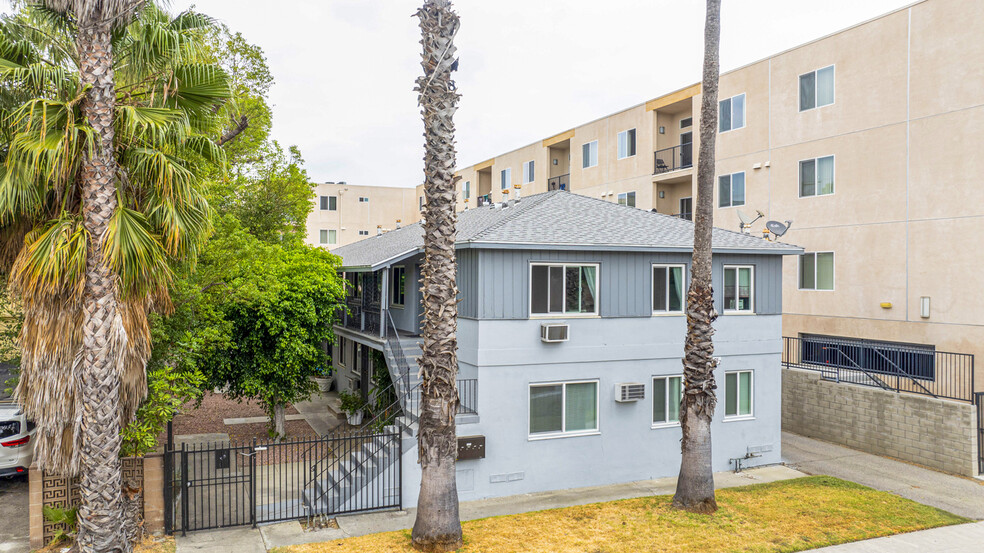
{"left": 679, "top": 197, "right": 693, "bottom": 221}
{"left": 680, "top": 132, "right": 693, "bottom": 168}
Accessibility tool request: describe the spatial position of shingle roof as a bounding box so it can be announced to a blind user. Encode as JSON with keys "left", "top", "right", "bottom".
{"left": 331, "top": 190, "right": 801, "bottom": 269}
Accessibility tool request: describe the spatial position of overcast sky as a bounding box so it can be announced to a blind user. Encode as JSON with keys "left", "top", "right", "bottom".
{"left": 16, "top": 0, "right": 918, "bottom": 186}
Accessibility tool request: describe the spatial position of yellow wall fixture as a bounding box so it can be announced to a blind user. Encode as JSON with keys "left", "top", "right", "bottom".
{"left": 880, "top": 302, "right": 893, "bottom": 309}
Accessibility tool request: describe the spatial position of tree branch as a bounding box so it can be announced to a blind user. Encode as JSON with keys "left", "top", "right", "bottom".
{"left": 218, "top": 115, "right": 249, "bottom": 146}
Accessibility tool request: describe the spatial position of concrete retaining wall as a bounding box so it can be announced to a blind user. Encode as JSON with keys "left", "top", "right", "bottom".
{"left": 782, "top": 368, "right": 979, "bottom": 476}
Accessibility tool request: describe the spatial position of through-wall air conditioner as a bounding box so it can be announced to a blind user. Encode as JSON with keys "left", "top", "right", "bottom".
{"left": 540, "top": 323, "right": 569, "bottom": 343}
{"left": 615, "top": 383, "right": 645, "bottom": 402}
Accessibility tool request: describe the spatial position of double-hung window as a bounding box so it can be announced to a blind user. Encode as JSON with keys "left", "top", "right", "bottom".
{"left": 723, "top": 266, "right": 754, "bottom": 312}
{"left": 718, "top": 172, "right": 745, "bottom": 208}
{"left": 359, "top": 196, "right": 369, "bottom": 203}
{"left": 719, "top": 93, "right": 745, "bottom": 132}
{"left": 500, "top": 168, "right": 511, "bottom": 190}
{"left": 320, "top": 195, "right": 337, "bottom": 211}
{"left": 529, "top": 381, "right": 599, "bottom": 438}
{"left": 337, "top": 336, "right": 348, "bottom": 368}
{"left": 391, "top": 266, "right": 406, "bottom": 306}
{"left": 582, "top": 140, "right": 599, "bottom": 169}
{"left": 617, "top": 129, "right": 636, "bottom": 159}
{"left": 464, "top": 181, "right": 470, "bottom": 200}
{"left": 523, "top": 161, "right": 535, "bottom": 184}
{"left": 617, "top": 191, "right": 636, "bottom": 208}
{"left": 530, "top": 263, "right": 598, "bottom": 316}
{"left": 652, "top": 375, "right": 682, "bottom": 427}
{"left": 358, "top": 230, "right": 369, "bottom": 236}
{"left": 319, "top": 229, "right": 336, "bottom": 245}
{"left": 800, "top": 65, "right": 835, "bottom": 111}
{"left": 652, "top": 265, "right": 685, "bottom": 313}
{"left": 799, "top": 156, "right": 835, "bottom": 197}
{"left": 724, "top": 370, "right": 753, "bottom": 419}
{"left": 799, "top": 252, "right": 834, "bottom": 291}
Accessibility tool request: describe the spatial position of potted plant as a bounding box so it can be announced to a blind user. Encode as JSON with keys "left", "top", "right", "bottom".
{"left": 339, "top": 390, "right": 365, "bottom": 425}
{"left": 312, "top": 366, "right": 334, "bottom": 393}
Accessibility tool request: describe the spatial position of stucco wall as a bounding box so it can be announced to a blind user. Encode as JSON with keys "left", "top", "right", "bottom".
{"left": 782, "top": 367, "right": 978, "bottom": 476}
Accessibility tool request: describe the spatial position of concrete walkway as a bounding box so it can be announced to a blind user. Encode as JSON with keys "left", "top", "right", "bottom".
{"left": 177, "top": 465, "right": 804, "bottom": 552}
{"left": 782, "top": 431, "right": 984, "bottom": 520}
{"left": 807, "top": 521, "right": 984, "bottom": 552}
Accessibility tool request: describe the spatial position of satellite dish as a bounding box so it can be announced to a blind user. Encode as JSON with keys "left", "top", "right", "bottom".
{"left": 766, "top": 220, "right": 793, "bottom": 238}
{"left": 737, "top": 209, "right": 765, "bottom": 233}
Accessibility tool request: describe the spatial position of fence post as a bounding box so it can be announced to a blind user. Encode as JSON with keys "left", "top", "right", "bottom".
{"left": 180, "top": 443, "right": 189, "bottom": 537}
{"left": 398, "top": 431, "right": 403, "bottom": 512}
{"left": 163, "top": 449, "right": 172, "bottom": 535}
{"left": 250, "top": 438, "right": 257, "bottom": 528}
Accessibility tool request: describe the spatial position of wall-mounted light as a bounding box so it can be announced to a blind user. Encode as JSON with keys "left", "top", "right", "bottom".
{"left": 659, "top": 191, "right": 665, "bottom": 199}
{"left": 659, "top": 126, "right": 666, "bottom": 134}
{"left": 920, "top": 296, "right": 931, "bottom": 318}
{"left": 553, "top": 159, "right": 558, "bottom": 166}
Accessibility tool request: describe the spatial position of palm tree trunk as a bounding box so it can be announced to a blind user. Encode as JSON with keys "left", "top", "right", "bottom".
{"left": 411, "top": 1, "right": 463, "bottom": 551}
{"left": 76, "top": 20, "right": 129, "bottom": 553}
{"left": 673, "top": 0, "right": 721, "bottom": 515}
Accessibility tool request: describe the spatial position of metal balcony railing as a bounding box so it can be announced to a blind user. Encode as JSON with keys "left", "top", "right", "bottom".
{"left": 476, "top": 193, "right": 492, "bottom": 207}
{"left": 547, "top": 173, "right": 570, "bottom": 191}
{"left": 653, "top": 144, "right": 693, "bottom": 174}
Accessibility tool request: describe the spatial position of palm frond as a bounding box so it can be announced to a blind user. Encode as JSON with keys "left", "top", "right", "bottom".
{"left": 115, "top": 104, "right": 188, "bottom": 146}
{"left": 9, "top": 213, "right": 87, "bottom": 302}
{"left": 145, "top": 188, "right": 212, "bottom": 259}
{"left": 103, "top": 206, "right": 172, "bottom": 298}
{"left": 122, "top": 146, "right": 197, "bottom": 204}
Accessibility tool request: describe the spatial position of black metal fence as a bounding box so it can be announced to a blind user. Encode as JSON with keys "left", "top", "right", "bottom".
{"left": 409, "top": 379, "right": 477, "bottom": 415}
{"left": 164, "top": 432, "right": 402, "bottom": 535}
{"left": 547, "top": 173, "right": 570, "bottom": 191}
{"left": 477, "top": 193, "right": 492, "bottom": 207}
{"left": 653, "top": 144, "right": 693, "bottom": 174}
{"left": 976, "top": 392, "right": 984, "bottom": 475}
{"left": 783, "top": 336, "right": 975, "bottom": 403}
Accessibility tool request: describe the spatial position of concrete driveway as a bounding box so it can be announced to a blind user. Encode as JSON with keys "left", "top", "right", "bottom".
{"left": 782, "top": 431, "right": 984, "bottom": 520}
{"left": 0, "top": 474, "right": 29, "bottom": 553}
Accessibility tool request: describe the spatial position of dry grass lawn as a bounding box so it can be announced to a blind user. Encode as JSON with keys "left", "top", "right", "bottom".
{"left": 276, "top": 476, "right": 968, "bottom": 553}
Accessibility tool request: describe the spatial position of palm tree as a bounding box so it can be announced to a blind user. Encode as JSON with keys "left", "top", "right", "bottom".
{"left": 0, "top": 4, "right": 229, "bottom": 550}
{"left": 673, "top": 0, "right": 722, "bottom": 514}
{"left": 410, "top": 1, "right": 463, "bottom": 551}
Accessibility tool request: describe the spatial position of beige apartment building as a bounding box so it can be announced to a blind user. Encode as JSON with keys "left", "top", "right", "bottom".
{"left": 306, "top": 182, "right": 418, "bottom": 248}
{"left": 412, "top": 0, "right": 984, "bottom": 392}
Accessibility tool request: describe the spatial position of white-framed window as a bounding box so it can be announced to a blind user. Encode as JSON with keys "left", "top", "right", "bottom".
{"left": 724, "top": 370, "right": 753, "bottom": 419}
{"left": 652, "top": 264, "right": 685, "bottom": 313}
{"left": 529, "top": 380, "right": 599, "bottom": 439}
{"left": 799, "top": 155, "right": 835, "bottom": 197}
{"left": 500, "top": 168, "right": 511, "bottom": 190}
{"left": 337, "top": 336, "right": 348, "bottom": 367}
{"left": 419, "top": 196, "right": 424, "bottom": 210}
{"left": 617, "top": 129, "right": 636, "bottom": 159}
{"left": 523, "top": 161, "right": 535, "bottom": 184}
{"left": 464, "top": 181, "right": 470, "bottom": 199}
{"left": 319, "top": 195, "right": 337, "bottom": 211}
{"left": 718, "top": 172, "right": 745, "bottom": 208}
{"left": 530, "top": 263, "right": 599, "bottom": 316}
{"left": 800, "top": 65, "right": 835, "bottom": 111}
{"left": 617, "top": 191, "right": 636, "bottom": 208}
{"left": 582, "top": 140, "right": 599, "bottom": 169}
{"left": 319, "top": 229, "right": 337, "bottom": 245}
{"left": 358, "top": 230, "right": 369, "bottom": 236}
{"left": 719, "top": 93, "right": 745, "bottom": 132}
{"left": 391, "top": 266, "right": 406, "bottom": 306}
{"left": 799, "top": 252, "right": 834, "bottom": 291}
{"left": 652, "top": 375, "right": 683, "bottom": 427}
{"left": 359, "top": 196, "right": 369, "bottom": 203}
{"left": 723, "top": 265, "right": 754, "bottom": 313}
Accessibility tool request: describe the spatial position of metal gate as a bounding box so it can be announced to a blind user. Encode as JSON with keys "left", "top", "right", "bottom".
{"left": 976, "top": 392, "right": 984, "bottom": 475}
{"left": 164, "top": 432, "right": 402, "bottom": 534}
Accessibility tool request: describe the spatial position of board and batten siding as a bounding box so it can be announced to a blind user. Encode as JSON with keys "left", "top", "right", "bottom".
{"left": 460, "top": 248, "right": 783, "bottom": 320}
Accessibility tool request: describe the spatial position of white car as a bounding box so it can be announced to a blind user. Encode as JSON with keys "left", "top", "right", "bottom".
{"left": 0, "top": 402, "right": 34, "bottom": 477}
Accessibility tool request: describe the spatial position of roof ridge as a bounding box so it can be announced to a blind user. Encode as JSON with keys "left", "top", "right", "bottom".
{"left": 467, "top": 191, "right": 559, "bottom": 242}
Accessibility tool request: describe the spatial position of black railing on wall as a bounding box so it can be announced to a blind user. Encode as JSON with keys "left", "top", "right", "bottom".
{"left": 547, "top": 173, "right": 570, "bottom": 191}
{"left": 783, "top": 335, "right": 975, "bottom": 403}
{"left": 653, "top": 144, "right": 693, "bottom": 174}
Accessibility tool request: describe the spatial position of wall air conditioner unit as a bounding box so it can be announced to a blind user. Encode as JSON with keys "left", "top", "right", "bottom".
{"left": 615, "top": 383, "right": 645, "bottom": 402}
{"left": 540, "top": 323, "right": 569, "bottom": 343}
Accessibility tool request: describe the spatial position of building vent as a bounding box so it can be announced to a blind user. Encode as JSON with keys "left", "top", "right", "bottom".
{"left": 615, "top": 383, "right": 645, "bottom": 402}
{"left": 540, "top": 323, "right": 569, "bottom": 343}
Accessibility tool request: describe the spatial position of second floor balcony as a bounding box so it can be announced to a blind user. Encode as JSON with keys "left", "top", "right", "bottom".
{"left": 653, "top": 144, "right": 693, "bottom": 175}
{"left": 547, "top": 173, "right": 570, "bottom": 191}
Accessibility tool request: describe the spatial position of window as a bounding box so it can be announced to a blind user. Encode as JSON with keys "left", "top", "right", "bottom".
{"left": 679, "top": 197, "right": 693, "bottom": 221}
{"left": 419, "top": 196, "right": 424, "bottom": 210}
{"left": 530, "top": 263, "right": 598, "bottom": 316}
{"left": 358, "top": 196, "right": 369, "bottom": 203}
{"left": 653, "top": 265, "right": 685, "bottom": 313}
{"left": 337, "top": 336, "right": 348, "bottom": 367}
{"left": 617, "top": 191, "right": 636, "bottom": 208}
{"left": 652, "top": 376, "right": 683, "bottom": 426}
{"left": 719, "top": 93, "right": 745, "bottom": 132}
{"left": 500, "top": 168, "right": 511, "bottom": 190}
{"left": 799, "top": 155, "right": 835, "bottom": 197}
{"left": 680, "top": 117, "right": 693, "bottom": 129}
{"left": 799, "top": 252, "right": 834, "bottom": 291}
{"left": 718, "top": 172, "right": 745, "bottom": 208}
{"left": 319, "top": 229, "right": 337, "bottom": 245}
{"left": 723, "top": 266, "right": 753, "bottom": 312}
{"left": 523, "top": 161, "right": 535, "bottom": 184}
{"left": 724, "top": 370, "right": 753, "bottom": 419}
{"left": 582, "top": 140, "right": 598, "bottom": 169}
{"left": 346, "top": 273, "right": 362, "bottom": 299}
{"left": 800, "top": 65, "right": 835, "bottom": 111}
{"left": 319, "top": 195, "right": 337, "bottom": 211}
{"left": 617, "top": 129, "right": 636, "bottom": 159}
{"left": 391, "top": 266, "right": 406, "bottom": 306}
{"left": 529, "top": 381, "right": 599, "bottom": 438}
{"left": 464, "top": 181, "right": 470, "bottom": 199}
{"left": 358, "top": 230, "right": 369, "bottom": 236}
